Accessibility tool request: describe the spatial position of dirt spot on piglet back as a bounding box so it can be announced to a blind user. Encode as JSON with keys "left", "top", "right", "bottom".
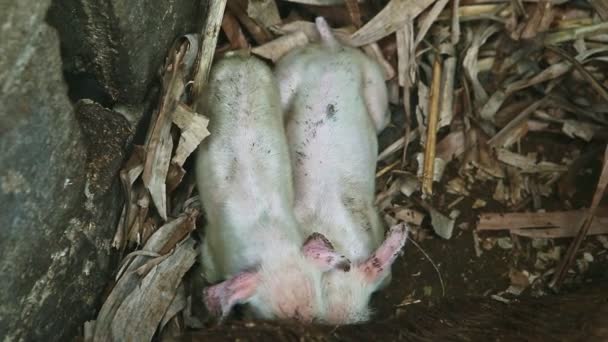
{"left": 326, "top": 103, "right": 337, "bottom": 121}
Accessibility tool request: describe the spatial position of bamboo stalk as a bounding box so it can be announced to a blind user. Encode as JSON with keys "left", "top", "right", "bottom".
{"left": 192, "top": 0, "right": 228, "bottom": 102}
{"left": 422, "top": 57, "right": 443, "bottom": 196}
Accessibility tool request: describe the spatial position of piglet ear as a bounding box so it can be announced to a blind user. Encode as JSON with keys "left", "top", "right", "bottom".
{"left": 302, "top": 232, "right": 351, "bottom": 272}
{"left": 203, "top": 271, "right": 260, "bottom": 319}
{"left": 358, "top": 223, "right": 409, "bottom": 283}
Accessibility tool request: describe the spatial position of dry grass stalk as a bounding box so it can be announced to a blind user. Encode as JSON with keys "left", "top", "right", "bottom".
{"left": 227, "top": 0, "right": 274, "bottom": 44}
{"left": 415, "top": 0, "right": 451, "bottom": 46}
{"left": 222, "top": 10, "right": 250, "bottom": 49}
{"left": 192, "top": 0, "right": 228, "bottom": 100}
{"left": 345, "top": 0, "right": 363, "bottom": 27}
{"left": 488, "top": 97, "right": 548, "bottom": 148}
{"left": 589, "top": 0, "right": 608, "bottom": 19}
{"left": 422, "top": 57, "right": 443, "bottom": 196}
{"left": 544, "top": 22, "right": 608, "bottom": 45}
{"left": 350, "top": 0, "right": 437, "bottom": 46}
{"left": 142, "top": 41, "right": 189, "bottom": 220}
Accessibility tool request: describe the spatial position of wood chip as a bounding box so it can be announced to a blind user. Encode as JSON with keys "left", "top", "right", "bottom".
{"left": 496, "top": 148, "right": 568, "bottom": 173}
{"left": 478, "top": 207, "right": 608, "bottom": 235}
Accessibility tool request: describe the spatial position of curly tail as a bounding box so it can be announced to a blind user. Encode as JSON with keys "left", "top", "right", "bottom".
{"left": 315, "top": 17, "right": 339, "bottom": 50}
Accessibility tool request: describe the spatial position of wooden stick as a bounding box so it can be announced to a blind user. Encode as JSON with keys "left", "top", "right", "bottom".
{"left": 478, "top": 208, "right": 608, "bottom": 231}
{"left": 422, "top": 56, "right": 442, "bottom": 196}
{"left": 192, "top": 0, "right": 228, "bottom": 101}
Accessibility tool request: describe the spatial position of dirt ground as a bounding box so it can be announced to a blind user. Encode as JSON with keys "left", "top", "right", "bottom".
{"left": 371, "top": 110, "right": 608, "bottom": 320}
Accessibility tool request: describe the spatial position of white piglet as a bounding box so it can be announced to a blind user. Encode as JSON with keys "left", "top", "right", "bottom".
{"left": 275, "top": 18, "right": 409, "bottom": 324}
{"left": 196, "top": 53, "right": 349, "bottom": 322}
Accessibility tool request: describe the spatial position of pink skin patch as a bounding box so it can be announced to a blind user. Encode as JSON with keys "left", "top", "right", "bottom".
{"left": 359, "top": 223, "right": 409, "bottom": 283}
{"left": 302, "top": 232, "right": 351, "bottom": 272}
{"left": 203, "top": 271, "right": 260, "bottom": 318}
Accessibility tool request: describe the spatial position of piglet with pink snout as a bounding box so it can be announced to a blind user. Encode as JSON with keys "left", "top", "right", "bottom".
{"left": 195, "top": 53, "right": 350, "bottom": 322}
{"left": 275, "top": 17, "right": 409, "bottom": 324}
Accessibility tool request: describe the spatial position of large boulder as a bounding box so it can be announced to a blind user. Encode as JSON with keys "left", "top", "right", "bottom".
{"left": 0, "top": 0, "right": 203, "bottom": 340}
{"left": 47, "top": 0, "right": 203, "bottom": 117}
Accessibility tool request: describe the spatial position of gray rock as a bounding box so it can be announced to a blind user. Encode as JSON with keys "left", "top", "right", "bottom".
{"left": 1, "top": 0, "right": 205, "bottom": 339}
{"left": 1, "top": 1, "right": 129, "bottom": 340}
{"left": 47, "top": 0, "right": 203, "bottom": 112}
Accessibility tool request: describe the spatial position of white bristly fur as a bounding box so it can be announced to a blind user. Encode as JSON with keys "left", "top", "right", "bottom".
{"left": 275, "top": 17, "right": 395, "bottom": 324}
{"left": 196, "top": 54, "right": 326, "bottom": 321}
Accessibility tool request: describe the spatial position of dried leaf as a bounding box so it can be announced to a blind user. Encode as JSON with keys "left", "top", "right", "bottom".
{"left": 416, "top": 153, "right": 447, "bottom": 183}
{"left": 246, "top": 0, "right": 281, "bottom": 28}
{"left": 446, "top": 177, "right": 470, "bottom": 196}
{"left": 228, "top": 0, "right": 274, "bottom": 44}
{"left": 561, "top": 120, "right": 597, "bottom": 141}
{"left": 160, "top": 284, "right": 187, "bottom": 332}
{"left": 520, "top": 0, "right": 554, "bottom": 40}
{"left": 114, "top": 146, "right": 145, "bottom": 249}
{"left": 167, "top": 163, "right": 186, "bottom": 195}
{"left": 437, "top": 131, "right": 465, "bottom": 161}
{"left": 415, "top": 0, "right": 450, "bottom": 46}
{"left": 345, "top": 0, "right": 363, "bottom": 28}
{"left": 280, "top": 0, "right": 347, "bottom": 4}
{"left": 544, "top": 45, "right": 608, "bottom": 103}
{"left": 463, "top": 24, "right": 499, "bottom": 107}
{"left": 222, "top": 11, "right": 250, "bottom": 49}
{"left": 377, "top": 129, "right": 420, "bottom": 162}
{"left": 172, "top": 104, "right": 210, "bottom": 167}
{"left": 422, "top": 202, "right": 455, "bottom": 239}
{"left": 589, "top": 0, "right": 608, "bottom": 20}
{"left": 496, "top": 148, "right": 568, "bottom": 173}
{"left": 350, "top": 0, "right": 437, "bottom": 46}
{"left": 110, "top": 239, "right": 197, "bottom": 342}
{"left": 396, "top": 20, "right": 415, "bottom": 87}
{"left": 252, "top": 31, "right": 310, "bottom": 62}
{"left": 143, "top": 40, "right": 190, "bottom": 220}
{"left": 271, "top": 21, "right": 356, "bottom": 45}
{"left": 399, "top": 172, "right": 421, "bottom": 196}
{"left": 544, "top": 22, "right": 608, "bottom": 45}
{"left": 94, "top": 212, "right": 197, "bottom": 342}
{"left": 488, "top": 97, "right": 548, "bottom": 148}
